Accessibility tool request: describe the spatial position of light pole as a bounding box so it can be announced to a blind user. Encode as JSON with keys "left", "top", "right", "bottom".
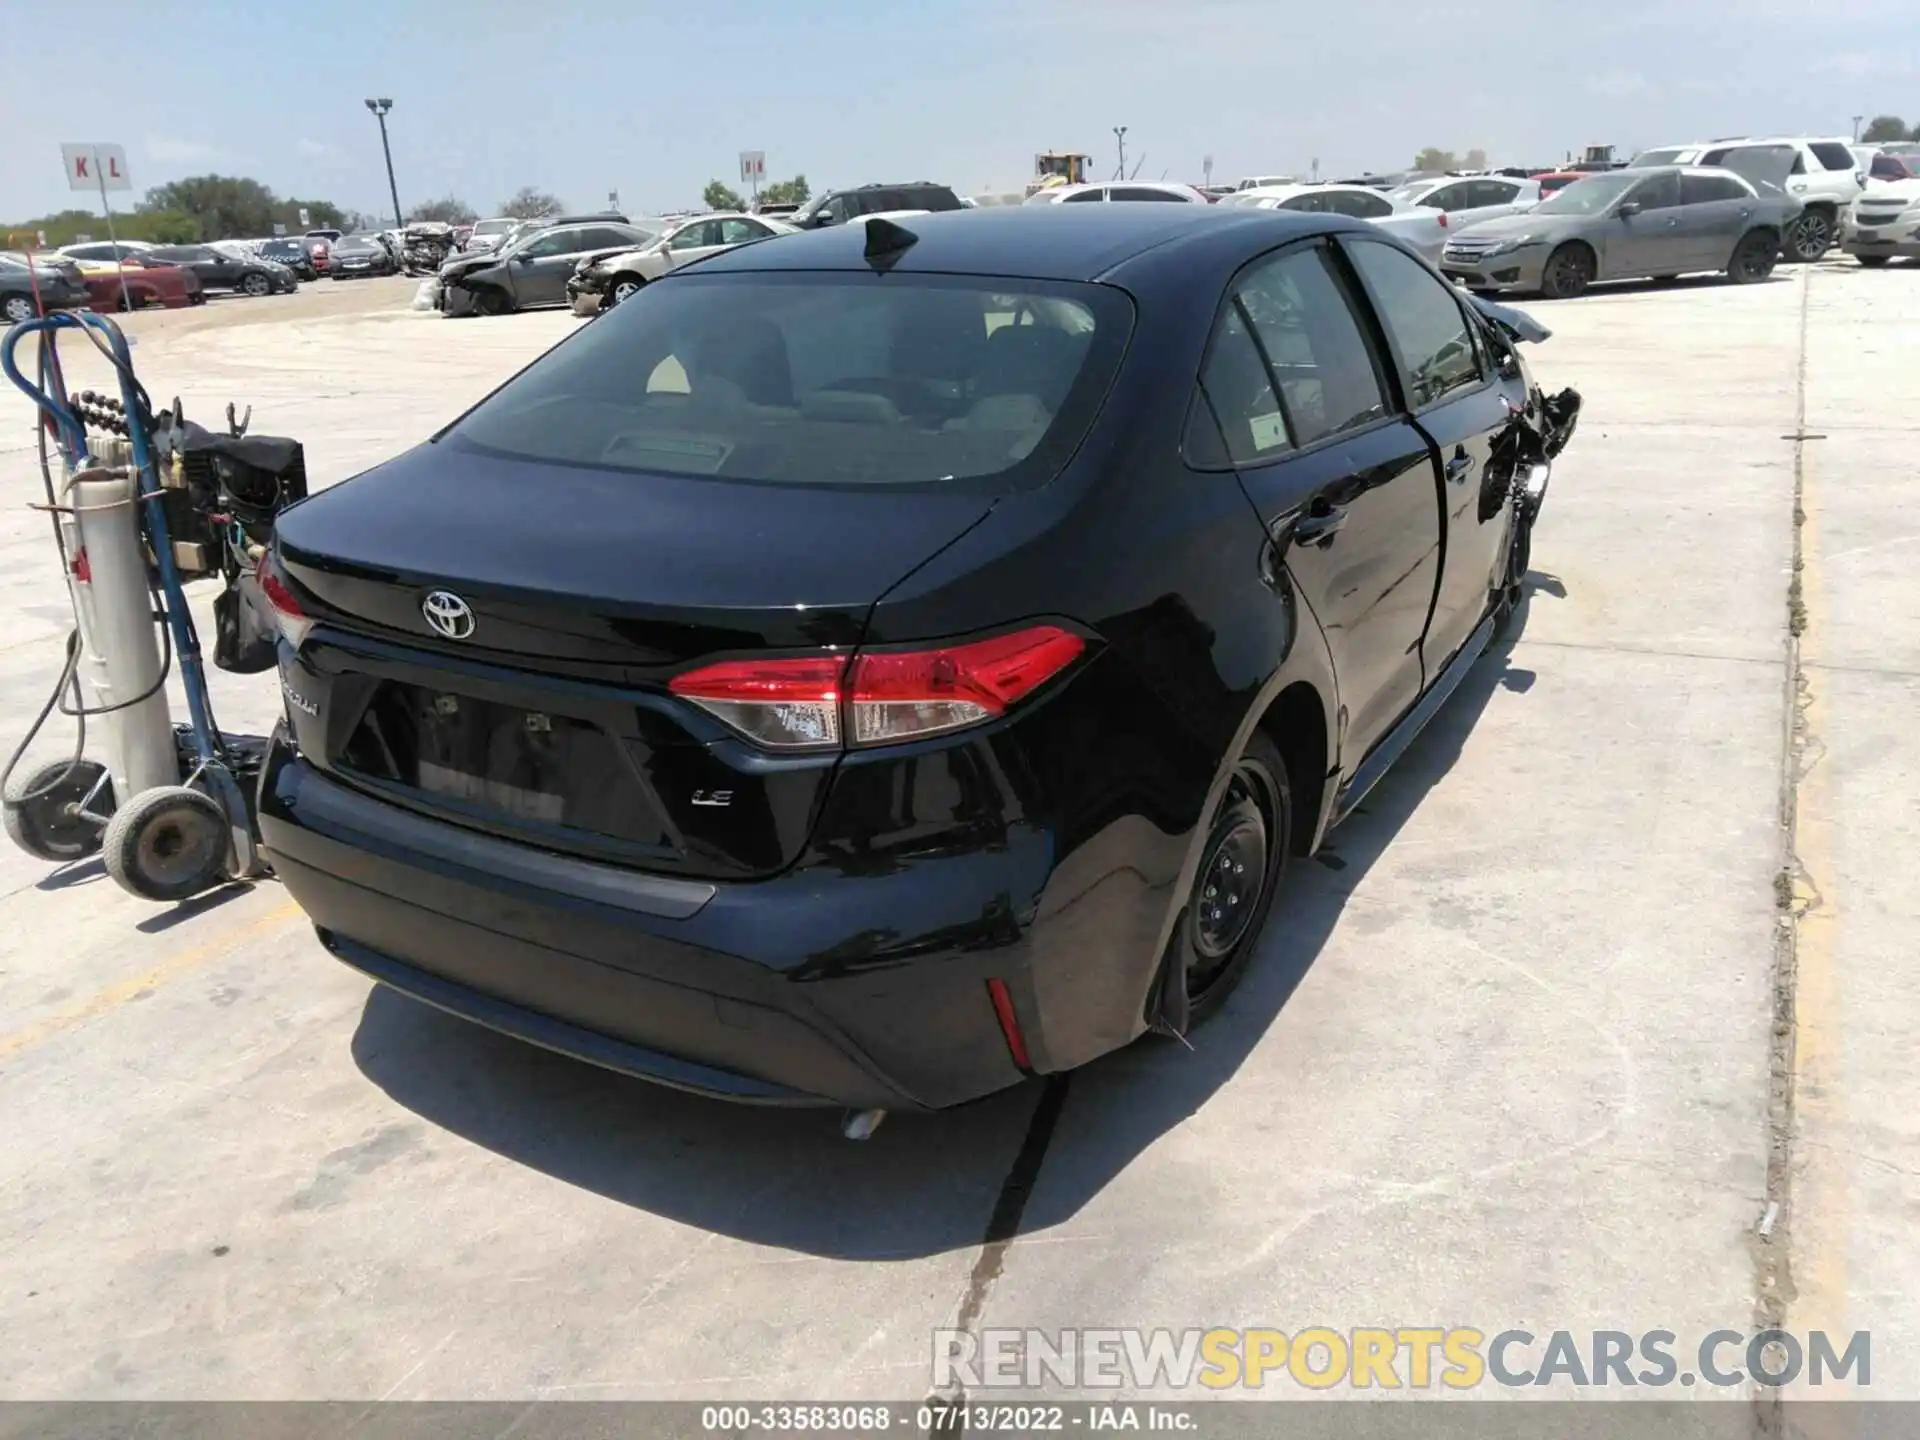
{"left": 1114, "top": 126, "right": 1128, "bottom": 181}
{"left": 365, "top": 98, "right": 402, "bottom": 227}
{"left": 1852, "top": 115, "right": 1865, "bottom": 142}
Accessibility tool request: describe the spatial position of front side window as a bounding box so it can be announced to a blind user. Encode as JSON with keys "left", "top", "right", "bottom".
{"left": 1343, "top": 238, "right": 1481, "bottom": 410}
{"left": 1681, "top": 174, "right": 1748, "bottom": 204}
{"left": 669, "top": 222, "right": 719, "bottom": 250}
{"left": 518, "top": 229, "right": 579, "bottom": 258}
{"left": 719, "top": 218, "right": 766, "bottom": 244}
{"left": 1470, "top": 180, "right": 1520, "bottom": 206}
{"left": 1062, "top": 188, "right": 1105, "bottom": 203}
{"left": 1420, "top": 183, "right": 1474, "bottom": 212}
{"left": 1322, "top": 191, "right": 1392, "bottom": 219}
{"left": 450, "top": 273, "right": 1131, "bottom": 491}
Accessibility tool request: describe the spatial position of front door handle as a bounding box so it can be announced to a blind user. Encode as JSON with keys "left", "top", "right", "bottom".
{"left": 1445, "top": 449, "right": 1474, "bottom": 482}
{"left": 1291, "top": 503, "right": 1348, "bottom": 547}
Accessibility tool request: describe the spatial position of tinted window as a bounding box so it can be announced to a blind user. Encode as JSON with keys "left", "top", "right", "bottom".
{"left": 1632, "top": 148, "right": 1687, "bottom": 168}
{"left": 1810, "top": 142, "right": 1857, "bottom": 171}
{"left": 1469, "top": 180, "right": 1520, "bottom": 206}
{"left": 1872, "top": 155, "right": 1909, "bottom": 179}
{"left": 1681, "top": 173, "right": 1748, "bottom": 204}
{"left": 1420, "top": 183, "right": 1473, "bottom": 211}
{"left": 1061, "top": 188, "right": 1105, "bottom": 203}
{"left": 904, "top": 186, "right": 965, "bottom": 212}
{"left": 1628, "top": 172, "right": 1681, "bottom": 209}
{"left": 1343, "top": 239, "right": 1481, "bottom": 410}
{"left": 1110, "top": 186, "right": 1188, "bottom": 202}
{"left": 520, "top": 228, "right": 583, "bottom": 257}
{"left": 452, "top": 274, "right": 1130, "bottom": 490}
{"left": 1236, "top": 246, "right": 1387, "bottom": 447}
{"left": 1278, "top": 193, "right": 1327, "bottom": 213}
{"left": 1193, "top": 307, "right": 1292, "bottom": 463}
{"left": 1321, "top": 191, "right": 1392, "bottom": 219}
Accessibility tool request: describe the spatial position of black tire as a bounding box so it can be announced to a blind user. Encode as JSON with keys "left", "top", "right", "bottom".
{"left": 1856, "top": 255, "right": 1890, "bottom": 269}
{"left": 471, "top": 286, "right": 511, "bottom": 317}
{"left": 1728, "top": 230, "right": 1779, "bottom": 285}
{"left": 240, "top": 272, "right": 271, "bottom": 296}
{"left": 1179, "top": 732, "right": 1292, "bottom": 1022}
{"left": 3, "top": 758, "right": 111, "bottom": 862}
{"left": 102, "top": 785, "right": 230, "bottom": 902}
{"left": 1468, "top": 287, "right": 1501, "bottom": 299}
{"left": 2, "top": 294, "right": 37, "bottom": 324}
{"left": 1784, "top": 208, "right": 1833, "bottom": 263}
{"left": 1539, "top": 243, "right": 1595, "bottom": 299}
{"left": 608, "top": 274, "right": 645, "bottom": 306}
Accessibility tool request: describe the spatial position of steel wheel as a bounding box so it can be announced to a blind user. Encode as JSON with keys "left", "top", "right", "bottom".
{"left": 610, "top": 276, "right": 642, "bottom": 304}
{"left": 241, "top": 272, "right": 271, "bottom": 296}
{"left": 1183, "top": 736, "right": 1290, "bottom": 1014}
{"left": 1785, "top": 210, "right": 1832, "bottom": 263}
{"left": 2, "top": 295, "right": 36, "bottom": 324}
{"left": 1539, "top": 244, "right": 1594, "bottom": 300}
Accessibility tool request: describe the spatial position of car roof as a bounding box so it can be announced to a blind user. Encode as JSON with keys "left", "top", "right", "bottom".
{"left": 686, "top": 204, "right": 1349, "bottom": 283}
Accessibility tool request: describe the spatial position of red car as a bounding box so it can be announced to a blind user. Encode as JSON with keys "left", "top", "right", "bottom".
{"left": 71, "top": 255, "right": 204, "bottom": 311}
{"left": 306, "top": 237, "right": 332, "bottom": 274}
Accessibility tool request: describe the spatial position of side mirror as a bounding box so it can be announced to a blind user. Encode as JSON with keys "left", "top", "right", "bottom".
{"left": 515, "top": 251, "right": 537, "bottom": 264}
{"left": 1617, "top": 201, "right": 1642, "bottom": 219}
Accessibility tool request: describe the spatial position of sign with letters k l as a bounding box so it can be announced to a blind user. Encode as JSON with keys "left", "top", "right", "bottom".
{"left": 62, "top": 144, "right": 132, "bottom": 192}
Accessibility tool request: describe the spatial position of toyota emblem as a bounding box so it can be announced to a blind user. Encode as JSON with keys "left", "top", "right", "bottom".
{"left": 421, "top": 590, "right": 476, "bottom": 640}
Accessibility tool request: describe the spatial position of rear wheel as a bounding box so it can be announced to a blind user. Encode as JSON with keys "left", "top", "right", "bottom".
{"left": 1784, "top": 208, "right": 1833, "bottom": 263}
{"left": 1728, "top": 230, "right": 1779, "bottom": 285}
{"left": 102, "top": 784, "right": 230, "bottom": 902}
{"left": 1180, "top": 733, "right": 1291, "bottom": 1021}
{"left": 4, "top": 758, "right": 111, "bottom": 862}
{"left": 1539, "top": 243, "right": 1594, "bottom": 299}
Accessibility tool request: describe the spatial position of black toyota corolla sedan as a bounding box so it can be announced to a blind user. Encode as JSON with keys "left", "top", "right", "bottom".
{"left": 257, "top": 206, "right": 1579, "bottom": 1115}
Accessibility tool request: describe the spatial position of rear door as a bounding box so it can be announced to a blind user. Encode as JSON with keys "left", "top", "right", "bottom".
{"left": 1340, "top": 235, "right": 1511, "bottom": 675}
{"left": 1675, "top": 172, "right": 1756, "bottom": 268}
{"left": 1192, "top": 238, "right": 1443, "bottom": 764}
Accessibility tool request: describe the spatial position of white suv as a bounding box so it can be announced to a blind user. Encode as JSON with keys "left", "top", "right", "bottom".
{"left": 1631, "top": 137, "right": 1863, "bottom": 260}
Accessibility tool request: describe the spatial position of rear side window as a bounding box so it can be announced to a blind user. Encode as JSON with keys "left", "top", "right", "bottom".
{"left": 450, "top": 273, "right": 1132, "bottom": 491}
{"left": 1810, "top": 142, "right": 1857, "bottom": 171}
{"left": 1062, "top": 188, "right": 1105, "bottom": 203}
{"left": 1629, "top": 172, "right": 1682, "bottom": 209}
{"left": 908, "top": 187, "right": 965, "bottom": 212}
{"left": 1633, "top": 148, "right": 1686, "bottom": 167}
{"left": 1469, "top": 180, "right": 1520, "bottom": 206}
{"left": 1420, "top": 183, "right": 1474, "bottom": 211}
{"left": 1681, "top": 174, "right": 1748, "bottom": 204}
{"left": 1110, "top": 186, "right": 1189, "bottom": 202}
{"left": 1186, "top": 244, "right": 1387, "bottom": 465}
{"left": 1343, "top": 238, "right": 1482, "bottom": 410}
{"left": 1322, "top": 191, "right": 1392, "bottom": 219}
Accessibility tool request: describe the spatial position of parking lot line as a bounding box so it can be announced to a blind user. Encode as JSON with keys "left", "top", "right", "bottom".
{"left": 0, "top": 896, "right": 298, "bottom": 1063}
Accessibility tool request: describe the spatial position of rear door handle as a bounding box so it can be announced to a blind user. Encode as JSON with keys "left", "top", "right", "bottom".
{"left": 1445, "top": 449, "right": 1474, "bottom": 482}
{"left": 1290, "top": 504, "right": 1348, "bottom": 547}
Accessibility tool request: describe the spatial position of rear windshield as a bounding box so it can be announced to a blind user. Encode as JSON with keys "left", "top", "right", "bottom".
{"left": 1630, "top": 149, "right": 1687, "bottom": 168}
{"left": 448, "top": 272, "right": 1133, "bottom": 490}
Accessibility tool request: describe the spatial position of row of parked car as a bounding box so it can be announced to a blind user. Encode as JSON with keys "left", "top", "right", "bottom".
{"left": 424, "top": 135, "right": 1920, "bottom": 326}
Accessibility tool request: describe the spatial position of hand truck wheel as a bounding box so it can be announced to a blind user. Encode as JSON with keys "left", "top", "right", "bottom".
{"left": 4, "top": 758, "right": 112, "bottom": 862}
{"left": 102, "top": 784, "right": 231, "bottom": 902}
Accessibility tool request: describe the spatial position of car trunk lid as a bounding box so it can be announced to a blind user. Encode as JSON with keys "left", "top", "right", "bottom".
{"left": 273, "top": 441, "right": 996, "bottom": 879}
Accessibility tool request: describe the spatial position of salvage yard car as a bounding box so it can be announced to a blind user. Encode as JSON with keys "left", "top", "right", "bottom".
{"left": 1225, "top": 183, "right": 1450, "bottom": 261}
{"left": 329, "top": 235, "right": 399, "bottom": 279}
{"left": 256, "top": 206, "right": 1579, "bottom": 1115}
{"left": 439, "top": 220, "right": 657, "bottom": 315}
{"left": 1843, "top": 177, "right": 1920, "bottom": 266}
{"left": 1441, "top": 158, "right": 1795, "bottom": 298}
{"left": 567, "top": 212, "right": 792, "bottom": 315}
{"left": 144, "top": 244, "right": 298, "bottom": 296}
{"left": 0, "top": 254, "right": 92, "bottom": 322}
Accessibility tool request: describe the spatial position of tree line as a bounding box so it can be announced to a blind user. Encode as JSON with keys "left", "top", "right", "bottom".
{"left": 1861, "top": 116, "right": 1916, "bottom": 143}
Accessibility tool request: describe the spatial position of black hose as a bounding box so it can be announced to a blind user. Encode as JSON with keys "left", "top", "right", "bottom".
{"left": 1, "top": 630, "right": 86, "bottom": 802}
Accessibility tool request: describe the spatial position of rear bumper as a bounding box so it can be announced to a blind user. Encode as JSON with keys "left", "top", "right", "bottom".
{"left": 259, "top": 737, "right": 1082, "bottom": 1110}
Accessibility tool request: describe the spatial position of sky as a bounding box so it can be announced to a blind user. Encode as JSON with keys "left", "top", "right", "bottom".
{"left": 2, "top": 0, "right": 1915, "bottom": 223}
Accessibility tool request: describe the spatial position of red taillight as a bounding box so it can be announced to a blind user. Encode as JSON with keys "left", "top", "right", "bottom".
{"left": 847, "top": 625, "right": 1085, "bottom": 745}
{"left": 668, "top": 624, "right": 1085, "bottom": 751}
{"left": 257, "top": 554, "right": 313, "bottom": 649}
{"left": 667, "top": 655, "right": 845, "bottom": 750}
{"left": 1437, "top": 211, "right": 1449, "bottom": 228}
{"left": 986, "top": 978, "right": 1031, "bottom": 1070}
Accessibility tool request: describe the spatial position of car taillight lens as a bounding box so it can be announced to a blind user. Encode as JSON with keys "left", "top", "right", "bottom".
{"left": 1437, "top": 211, "right": 1449, "bottom": 228}
{"left": 257, "top": 553, "right": 313, "bottom": 650}
{"left": 668, "top": 625, "right": 1085, "bottom": 751}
